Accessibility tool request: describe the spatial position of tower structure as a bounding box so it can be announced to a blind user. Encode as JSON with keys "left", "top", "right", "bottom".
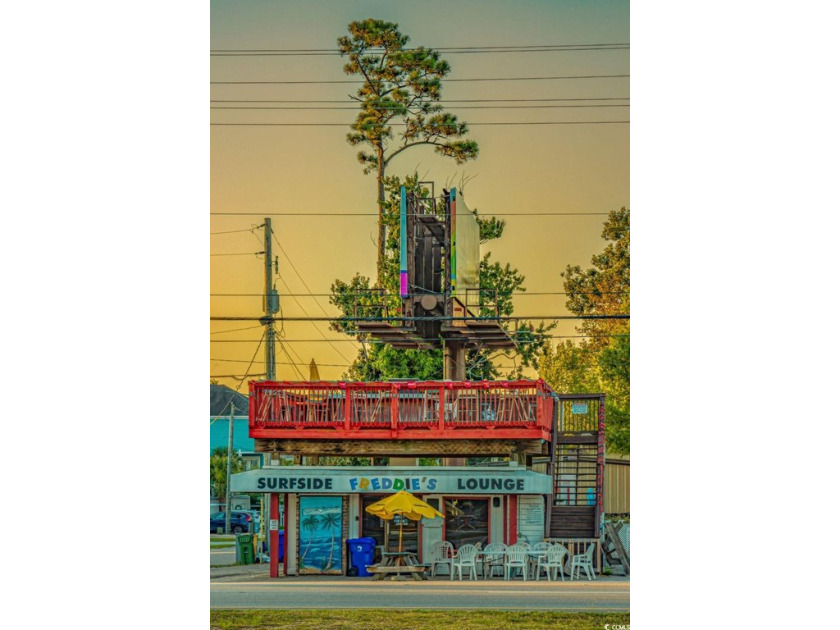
{"left": 354, "top": 185, "right": 515, "bottom": 378}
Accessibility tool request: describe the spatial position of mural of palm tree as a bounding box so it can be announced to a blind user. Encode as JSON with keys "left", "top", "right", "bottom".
{"left": 320, "top": 511, "right": 342, "bottom": 571}
{"left": 300, "top": 514, "right": 320, "bottom": 568}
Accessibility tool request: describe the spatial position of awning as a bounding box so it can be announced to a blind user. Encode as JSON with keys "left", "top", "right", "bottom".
{"left": 231, "top": 465, "right": 552, "bottom": 495}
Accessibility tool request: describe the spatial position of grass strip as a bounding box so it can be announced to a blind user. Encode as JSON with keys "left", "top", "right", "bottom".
{"left": 210, "top": 609, "right": 630, "bottom": 630}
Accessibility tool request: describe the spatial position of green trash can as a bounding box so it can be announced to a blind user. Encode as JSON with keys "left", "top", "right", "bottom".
{"left": 236, "top": 533, "right": 255, "bottom": 565}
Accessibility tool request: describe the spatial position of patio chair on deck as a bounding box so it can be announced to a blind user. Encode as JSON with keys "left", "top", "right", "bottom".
{"left": 504, "top": 545, "right": 529, "bottom": 581}
{"left": 428, "top": 541, "right": 454, "bottom": 577}
{"left": 450, "top": 544, "right": 479, "bottom": 581}
{"left": 570, "top": 543, "right": 596, "bottom": 580}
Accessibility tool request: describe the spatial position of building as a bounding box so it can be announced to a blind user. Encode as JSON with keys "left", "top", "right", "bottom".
{"left": 210, "top": 384, "right": 263, "bottom": 513}
{"left": 231, "top": 379, "right": 606, "bottom": 577}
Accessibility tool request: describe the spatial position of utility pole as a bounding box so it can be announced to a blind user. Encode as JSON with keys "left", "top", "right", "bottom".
{"left": 260, "top": 219, "right": 279, "bottom": 557}
{"left": 225, "top": 404, "right": 234, "bottom": 534}
{"left": 262, "top": 218, "right": 278, "bottom": 381}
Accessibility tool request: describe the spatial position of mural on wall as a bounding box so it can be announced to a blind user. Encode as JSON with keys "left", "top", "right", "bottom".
{"left": 298, "top": 496, "right": 343, "bottom": 574}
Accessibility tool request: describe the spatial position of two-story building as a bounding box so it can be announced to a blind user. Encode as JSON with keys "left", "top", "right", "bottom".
{"left": 231, "top": 379, "right": 605, "bottom": 577}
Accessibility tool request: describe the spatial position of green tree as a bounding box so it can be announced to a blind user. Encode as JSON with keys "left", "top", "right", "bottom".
{"left": 330, "top": 174, "right": 552, "bottom": 381}
{"left": 210, "top": 446, "right": 243, "bottom": 506}
{"left": 539, "top": 208, "right": 630, "bottom": 454}
{"left": 338, "top": 19, "right": 479, "bottom": 280}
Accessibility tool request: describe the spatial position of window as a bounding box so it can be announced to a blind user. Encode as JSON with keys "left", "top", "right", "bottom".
{"left": 361, "top": 495, "right": 419, "bottom": 554}
{"left": 361, "top": 496, "right": 386, "bottom": 548}
{"left": 444, "top": 498, "right": 489, "bottom": 549}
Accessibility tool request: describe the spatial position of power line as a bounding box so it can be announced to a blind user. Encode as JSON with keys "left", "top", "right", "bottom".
{"left": 212, "top": 47, "right": 628, "bottom": 57}
{"left": 212, "top": 43, "right": 629, "bottom": 52}
{"left": 211, "top": 325, "right": 264, "bottom": 335}
{"left": 210, "top": 334, "right": 628, "bottom": 343}
{"left": 275, "top": 314, "right": 309, "bottom": 373}
{"left": 209, "top": 294, "right": 624, "bottom": 298}
{"left": 211, "top": 121, "right": 629, "bottom": 127}
{"left": 210, "top": 74, "right": 629, "bottom": 85}
{"left": 210, "top": 252, "right": 261, "bottom": 256}
{"left": 211, "top": 104, "right": 629, "bottom": 111}
{"left": 212, "top": 373, "right": 268, "bottom": 379}
{"left": 210, "top": 227, "right": 260, "bottom": 235}
{"left": 210, "top": 211, "right": 612, "bottom": 216}
{"left": 210, "top": 357, "right": 628, "bottom": 372}
{"left": 213, "top": 357, "right": 352, "bottom": 368}
{"left": 211, "top": 43, "right": 629, "bottom": 56}
{"left": 276, "top": 274, "right": 357, "bottom": 360}
{"left": 274, "top": 329, "right": 307, "bottom": 380}
{"left": 210, "top": 97, "right": 630, "bottom": 104}
{"left": 272, "top": 235, "right": 357, "bottom": 362}
{"left": 209, "top": 330, "right": 264, "bottom": 425}
{"left": 211, "top": 315, "right": 628, "bottom": 322}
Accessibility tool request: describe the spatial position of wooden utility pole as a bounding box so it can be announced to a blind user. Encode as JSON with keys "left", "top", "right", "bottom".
{"left": 225, "top": 404, "right": 234, "bottom": 533}
{"left": 262, "top": 218, "right": 278, "bottom": 381}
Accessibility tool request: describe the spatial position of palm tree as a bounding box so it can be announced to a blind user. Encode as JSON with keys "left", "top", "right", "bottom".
{"left": 320, "top": 511, "right": 342, "bottom": 571}
{"left": 299, "top": 514, "right": 320, "bottom": 568}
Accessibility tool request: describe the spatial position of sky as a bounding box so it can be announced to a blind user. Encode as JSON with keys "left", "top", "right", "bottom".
{"left": 210, "top": 0, "right": 630, "bottom": 388}
{"left": 7, "top": 2, "right": 840, "bottom": 626}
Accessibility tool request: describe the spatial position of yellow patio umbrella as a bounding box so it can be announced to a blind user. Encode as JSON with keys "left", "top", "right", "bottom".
{"left": 364, "top": 490, "right": 444, "bottom": 552}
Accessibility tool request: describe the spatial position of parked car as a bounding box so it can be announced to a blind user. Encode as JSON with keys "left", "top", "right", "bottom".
{"left": 210, "top": 511, "right": 253, "bottom": 534}
{"left": 244, "top": 510, "right": 262, "bottom": 533}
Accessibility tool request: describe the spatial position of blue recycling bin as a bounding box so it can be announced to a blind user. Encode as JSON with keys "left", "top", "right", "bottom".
{"left": 278, "top": 530, "right": 285, "bottom": 561}
{"left": 346, "top": 537, "right": 377, "bottom": 577}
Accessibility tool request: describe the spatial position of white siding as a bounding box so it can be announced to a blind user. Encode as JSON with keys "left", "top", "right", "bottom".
{"left": 421, "top": 494, "right": 444, "bottom": 565}
{"left": 489, "top": 496, "right": 504, "bottom": 544}
{"left": 348, "top": 494, "right": 361, "bottom": 538}
{"left": 286, "top": 494, "right": 298, "bottom": 575}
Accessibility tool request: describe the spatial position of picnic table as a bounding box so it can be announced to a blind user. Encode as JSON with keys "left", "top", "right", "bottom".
{"left": 367, "top": 551, "right": 429, "bottom": 581}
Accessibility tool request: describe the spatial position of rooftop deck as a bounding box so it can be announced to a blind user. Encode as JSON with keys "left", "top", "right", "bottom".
{"left": 249, "top": 380, "right": 555, "bottom": 442}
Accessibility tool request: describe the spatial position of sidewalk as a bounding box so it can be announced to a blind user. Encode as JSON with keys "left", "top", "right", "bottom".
{"left": 211, "top": 562, "right": 273, "bottom": 582}
{"left": 211, "top": 562, "right": 629, "bottom": 583}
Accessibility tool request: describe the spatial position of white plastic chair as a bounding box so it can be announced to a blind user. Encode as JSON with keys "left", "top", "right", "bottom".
{"left": 529, "top": 541, "right": 553, "bottom": 579}
{"left": 536, "top": 545, "right": 568, "bottom": 581}
{"left": 428, "top": 541, "right": 454, "bottom": 577}
{"left": 451, "top": 544, "right": 479, "bottom": 580}
{"left": 504, "top": 545, "right": 529, "bottom": 581}
{"left": 482, "top": 542, "right": 507, "bottom": 579}
{"left": 570, "top": 543, "right": 596, "bottom": 580}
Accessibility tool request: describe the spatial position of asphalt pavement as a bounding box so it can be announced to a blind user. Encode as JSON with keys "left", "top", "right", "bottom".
{"left": 210, "top": 564, "right": 630, "bottom": 611}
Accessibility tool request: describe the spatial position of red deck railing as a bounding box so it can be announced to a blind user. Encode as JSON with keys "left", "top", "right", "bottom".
{"left": 249, "top": 380, "right": 555, "bottom": 441}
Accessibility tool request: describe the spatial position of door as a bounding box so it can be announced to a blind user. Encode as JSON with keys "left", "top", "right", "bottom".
{"left": 298, "top": 496, "right": 344, "bottom": 575}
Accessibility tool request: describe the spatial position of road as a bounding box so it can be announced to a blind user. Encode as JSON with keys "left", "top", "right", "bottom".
{"left": 210, "top": 578, "right": 629, "bottom": 611}
{"left": 211, "top": 545, "right": 236, "bottom": 566}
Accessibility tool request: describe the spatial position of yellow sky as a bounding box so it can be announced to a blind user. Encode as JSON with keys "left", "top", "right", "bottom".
{"left": 210, "top": 0, "right": 630, "bottom": 387}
